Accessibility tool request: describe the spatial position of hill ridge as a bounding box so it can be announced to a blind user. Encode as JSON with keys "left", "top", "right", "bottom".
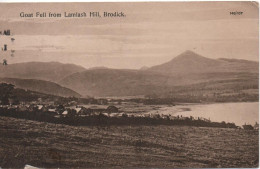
{"left": 0, "top": 77, "right": 81, "bottom": 97}
{"left": 0, "top": 61, "right": 86, "bottom": 82}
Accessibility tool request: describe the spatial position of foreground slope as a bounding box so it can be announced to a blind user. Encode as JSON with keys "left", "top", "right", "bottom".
{"left": 0, "top": 117, "right": 258, "bottom": 168}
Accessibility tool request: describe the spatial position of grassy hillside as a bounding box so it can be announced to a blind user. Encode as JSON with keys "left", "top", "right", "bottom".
{"left": 158, "top": 73, "right": 259, "bottom": 102}
{"left": 0, "top": 83, "right": 64, "bottom": 103}
{"left": 0, "top": 117, "right": 258, "bottom": 168}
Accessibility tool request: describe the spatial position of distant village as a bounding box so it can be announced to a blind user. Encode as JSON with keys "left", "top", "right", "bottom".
{"left": 0, "top": 82, "right": 258, "bottom": 130}
{"left": 0, "top": 95, "right": 258, "bottom": 130}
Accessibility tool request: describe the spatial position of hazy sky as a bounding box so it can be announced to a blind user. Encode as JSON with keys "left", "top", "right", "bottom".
{"left": 0, "top": 2, "right": 258, "bottom": 69}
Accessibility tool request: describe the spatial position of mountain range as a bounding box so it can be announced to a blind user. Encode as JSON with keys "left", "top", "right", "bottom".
{"left": 0, "top": 50, "right": 258, "bottom": 97}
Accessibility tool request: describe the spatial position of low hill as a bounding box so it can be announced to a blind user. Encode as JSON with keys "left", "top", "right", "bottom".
{"left": 0, "top": 62, "right": 86, "bottom": 82}
{"left": 0, "top": 78, "right": 81, "bottom": 97}
{"left": 59, "top": 69, "right": 166, "bottom": 96}
{"left": 0, "top": 83, "right": 62, "bottom": 104}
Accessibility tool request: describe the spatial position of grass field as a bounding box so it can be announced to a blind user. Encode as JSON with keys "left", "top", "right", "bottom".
{"left": 0, "top": 116, "right": 258, "bottom": 168}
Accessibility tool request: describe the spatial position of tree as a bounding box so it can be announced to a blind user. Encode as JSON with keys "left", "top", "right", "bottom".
{"left": 1, "top": 96, "right": 9, "bottom": 105}
{"left": 66, "top": 109, "right": 77, "bottom": 118}
{"left": 254, "top": 122, "right": 259, "bottom": 130}
{"left": 56, "top": 105, "right": 65, "bottom": 115}
{"left": 0, "top": 83, "right": 14, "bottom": 105}
{"left": 3, "top": 59, "right": 7, "bottom": 65}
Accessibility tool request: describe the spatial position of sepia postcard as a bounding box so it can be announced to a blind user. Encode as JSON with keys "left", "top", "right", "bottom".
{"left": 0, "top": 1, "right": 259, "bottom": 168}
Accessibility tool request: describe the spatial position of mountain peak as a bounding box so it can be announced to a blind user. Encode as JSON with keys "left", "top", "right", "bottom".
{"left": 140, "top": 66, "right": 149, "bottom": 70}
{"left": 174, "top": 50, "right": 206, "bottom": 60}
{"left": 182, "top": 50, "right": 197, "bottom": 55}
{"left": 147, "top": 50, "right": 223, "bottom": 74}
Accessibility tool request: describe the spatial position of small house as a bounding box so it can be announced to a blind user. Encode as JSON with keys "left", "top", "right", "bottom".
{"left": 106, "top": 105, "right": 119, "bottom": 113}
